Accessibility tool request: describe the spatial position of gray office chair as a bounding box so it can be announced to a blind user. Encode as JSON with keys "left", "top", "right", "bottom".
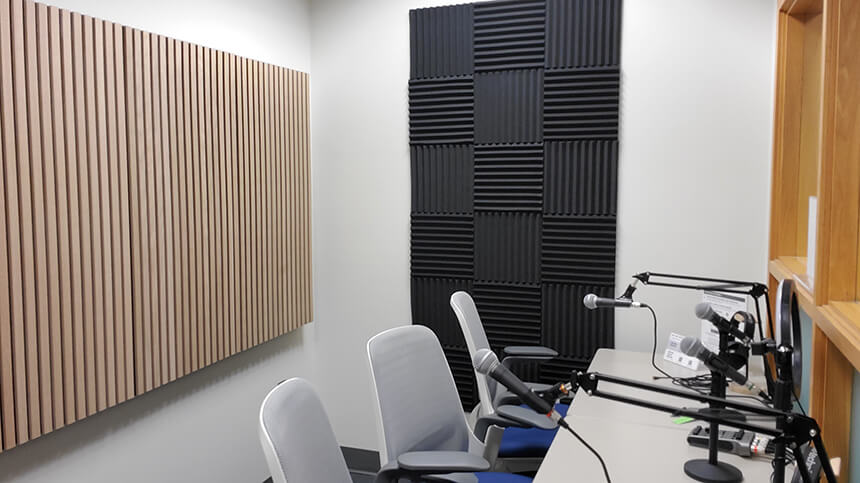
{"left": 450, "top": 292, "right": 567, "bottom": 464}
{"left": 366, "top": 325, "right": 532, "bottom": 483}
{"left": 450, "top": 292, "right": 559, "bottom": 417}
{"left": 258, "top": 377, "right": 352, "bottom": 483}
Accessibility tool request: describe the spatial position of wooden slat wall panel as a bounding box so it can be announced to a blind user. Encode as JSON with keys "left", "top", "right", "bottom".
{"left": 0, "top": 0, "right": 312, "bottom": 452}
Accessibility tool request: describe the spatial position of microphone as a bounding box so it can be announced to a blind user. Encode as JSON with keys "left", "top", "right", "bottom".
{"left": 583, "top": 293, "right": 647, "bottom": 310}
{"left": 472, "top": 349, "right": 567, "bottom": 426}
{"left": 680, "top": 336, "right": 770, "bottom": 401}
{"left": 694, "top": 303, "right": 752, "bottom": 345}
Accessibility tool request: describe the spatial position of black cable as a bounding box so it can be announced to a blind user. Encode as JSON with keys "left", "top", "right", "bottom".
{"left": 559, "top": 420, "right": 611, "bottom": 483}
{"left": 646, "top": 305, "right": 714, "bottom": 396}
{"left": 645, "top": 304, "right": 674, "bottom": 381}
{"left": 793, "top": 389, "right": 807, "bottom": 416}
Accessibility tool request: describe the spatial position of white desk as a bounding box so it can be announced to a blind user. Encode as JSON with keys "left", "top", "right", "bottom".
{"left": 534, "top": 349, "right": 777, "bottom": 482}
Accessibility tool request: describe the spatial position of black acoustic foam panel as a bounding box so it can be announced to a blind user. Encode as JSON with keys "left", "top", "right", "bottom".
{"left": 475, "top": 70, "right": 543, "bottom": 143}
{"left": 412, "top": 278, "right": 473, "bottom": 347}
{"left": 410, "top": 0, "right": 622, "bottom": 406}
{"left": 475, "top": 212, "right": 541, "bottom": 284}
{"left": 542, "top": 216, "right": 617, "bottom": 285}
{"left": 544, "top": 67, "right": 620, "bottom": 140}
{"left": 473, "top": 284, "right": 542, "bottom": 347}
{"left": 474, "top": 0, "right": 546, "bottom": 71}
{"left": 475, "top": 143, "right": 543, "bottom": 211}
{"left": 409, "top": 77, "right": 475, "bottom": 144}
{"left": 409, "top": 5, "right": 474, "bottom": 78}
{"left": 412, "top": 145, "right": 474, "bottom": 214}
{"left": 411, "top": 215, "right": 474, "bottom": 278}
{"left": 544, "top": 141, "right": 618, "bottom": 215}
{"left": 546, "top": 0, "right": 622, "bottom": 68}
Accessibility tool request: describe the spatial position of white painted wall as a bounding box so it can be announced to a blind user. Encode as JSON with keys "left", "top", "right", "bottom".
{"left": 613, "top": 0, "right": 777, "bottom": 352}
{"left": 0, "top": 0, "right": 778, "bottom": 480}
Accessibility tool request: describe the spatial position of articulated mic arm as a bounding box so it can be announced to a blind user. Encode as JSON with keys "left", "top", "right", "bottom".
{"left": 571, "top": 371, "right": 836, "bottom": 483}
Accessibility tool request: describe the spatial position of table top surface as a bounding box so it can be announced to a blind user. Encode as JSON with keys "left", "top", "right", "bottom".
{"left": 533, "top": 349, "right": 778, "bottom": 482}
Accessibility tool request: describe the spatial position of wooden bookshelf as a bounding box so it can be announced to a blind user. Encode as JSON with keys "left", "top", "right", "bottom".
{"left": 768, "top": 0, "right": 860, "bottom": 479}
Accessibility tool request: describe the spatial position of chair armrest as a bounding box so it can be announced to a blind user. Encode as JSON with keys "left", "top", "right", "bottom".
{"left": 396, "top": 451, "right": 490, "bottom": 473}
{"left": 502, "top": 345, "right": 558, "bottom": 360}
{"left": 495, "top": 404, "right": 558, "bottom": 430}
{"left": 473, "top": 412, "right": 529, "bottom": 441}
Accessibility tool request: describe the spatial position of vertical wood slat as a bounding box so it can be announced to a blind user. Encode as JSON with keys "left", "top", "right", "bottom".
{"left": 0, "top": 0, "right": 19, "bottom": 448}
{"left": 101, "top": 16, "right": 119, "bottom": 410}
{"left": 15, "top": 0, "right": 43, "bottom": 437}
{"left": 0, "top": 0, "right": 311, "bottom": 452}
{"left": 112, "top": 21, "right": 134, "bottom": 402}
{"left": 35, "top": 2, "right": 62, "bottom": 431}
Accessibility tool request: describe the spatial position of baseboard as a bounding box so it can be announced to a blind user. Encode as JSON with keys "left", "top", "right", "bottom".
{"left": 341, "top": 446, "right": 381, "bottom": 474}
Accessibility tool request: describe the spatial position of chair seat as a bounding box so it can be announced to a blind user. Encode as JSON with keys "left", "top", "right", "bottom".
{"left": 498, "top": 403, "right": 570, "bottom": 458}
{"left": 475, "top": 473, "right": 534, "bottom": 482}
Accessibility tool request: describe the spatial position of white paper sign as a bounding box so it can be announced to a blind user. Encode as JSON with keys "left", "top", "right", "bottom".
{"left": 664, "top": 332, "right": 701, "bottom": 370}
{"left": 807, "top": 196, "right": 817, "bottom": 288}
{"left": 700, "top": 291, "right": 747, "bottom": 352}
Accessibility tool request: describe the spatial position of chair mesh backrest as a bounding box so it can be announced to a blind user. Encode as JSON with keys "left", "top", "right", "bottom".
{"left": 259, "top": 378, "right": 352, "bottom": 483}
{"left": 367, "top": 326, "right": 472, "bottom": 464}
{"left": 450, "top": 291, "right": 499, "bottom": 404}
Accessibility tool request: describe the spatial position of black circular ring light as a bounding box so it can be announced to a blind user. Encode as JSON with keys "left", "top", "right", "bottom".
{"left": 775, "top": 278, "right": 803, "bottom": 394}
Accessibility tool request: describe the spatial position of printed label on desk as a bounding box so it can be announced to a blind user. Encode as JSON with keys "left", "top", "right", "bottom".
{"left": 664, "top": 332, "right": 701, "bottom": 370}
{"left": 700, "top": 291, "right": 748, "bottom": 352}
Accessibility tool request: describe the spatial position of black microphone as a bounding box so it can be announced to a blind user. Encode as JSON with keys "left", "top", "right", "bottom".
{"left": 694, "top": 303, "right": 752, "bottom": 345}
{"left": 583, "top": 293, "right": 647, "bottom": 310}
{"left": 680, "top": 336, "right": 770, "bottom": 401}
{"left": 472, "top": 349, "right": 566, "bottom": 426}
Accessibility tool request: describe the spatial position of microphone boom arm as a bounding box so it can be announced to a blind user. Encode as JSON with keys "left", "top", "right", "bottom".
{"left": 572, "top": 371, "right": 836, "bottom": 483}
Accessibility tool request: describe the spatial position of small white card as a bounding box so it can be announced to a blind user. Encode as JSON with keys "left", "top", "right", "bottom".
{"left": 807, "top": 196, "right": 817, "bottom": 288}
{"left": 700, "top": 291, "right": 748, "bottom": 352}
{"left": 664, "top": 332, "right": 701, "bottom": 370}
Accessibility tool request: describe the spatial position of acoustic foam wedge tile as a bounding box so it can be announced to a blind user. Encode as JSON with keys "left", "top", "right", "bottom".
{"left": 473, "top": 283, "right": 542, "bottom": 347}
{"left": 442, "top": 345, "right": 479, "bottom": 408}
{"left": 544, "top": 66, "right": 620, "bottom": 140}
{"left": 410, "top": 4, "right": 474, "bottom": 78}
{"left": 546, "top": 0, "right": 623, "bottom": 68}
{"left": 541, "top": 283, "right": 614, "bottom": 357}
{"left": 475, "top": 70, "right": 543, "bottom": 144}
{"left": 475, "top": 212, "right": 541, "bottom": 283}
{"left": 538, "top": 356, "right": 591, "bottom": 385}
{"left": 411, "top": 215, "right": 474, "bottom": 278}
{"left": 474, "top": 0, "right": 546, "bottom": 71}
{"left": 411, "top": 278, "right": 473, "bottom": 347}
{"left": 474, "top": 143, "right": 543, "bottom": 212}
{"left": 409, "top": 76, "right": 475, "bottom": 144}
{"left": 544, "top": 141, "right": 618, "bottom": 215}
{"left": 411, "top": 145, "right": 474, "bottom": 214}
{"left": 542, "top": 216, "right": 616, "bottom": 285}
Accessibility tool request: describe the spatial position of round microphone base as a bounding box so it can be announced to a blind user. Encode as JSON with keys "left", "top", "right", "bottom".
{"left": 683, "top": 459, "right": 743, "bottom": 483}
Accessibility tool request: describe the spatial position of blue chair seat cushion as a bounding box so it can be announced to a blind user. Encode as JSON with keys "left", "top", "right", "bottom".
{"left": 475, "top": 472, "right": 533, "bottom": 482}
{"left": 497, "top": 403, "right": 570, "bottom": 458}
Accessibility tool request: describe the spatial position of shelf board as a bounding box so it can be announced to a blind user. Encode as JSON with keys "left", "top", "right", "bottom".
{"left": 768, "top": 256, "right": 815, "bottom": 313}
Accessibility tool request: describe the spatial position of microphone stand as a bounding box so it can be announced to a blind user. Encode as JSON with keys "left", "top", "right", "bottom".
{"left": 684, "top": 329, "right": 742, "bottom": 482}
{"left": 570, "top": 371, "right": 836, "bottom": 483}
{"left": 632, "top": 271, "right": 776, "bottom": 396}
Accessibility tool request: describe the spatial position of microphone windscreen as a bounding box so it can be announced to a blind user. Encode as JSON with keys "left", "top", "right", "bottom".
{"left": 694, "top": 302, "right": 714, "bottom": 320}
{"left": 679, "top": 336, "right": 704, "bottom": 358}
{"left": 583, "top": 293, "right": 598, "bottom": 310}
{"left": 472, "top": 348, "right": 498, "bottom": 375}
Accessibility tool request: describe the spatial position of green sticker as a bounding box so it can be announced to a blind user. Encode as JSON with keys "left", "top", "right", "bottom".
{"left": 672, "top": 416, "right": 695, "bottom": 424}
